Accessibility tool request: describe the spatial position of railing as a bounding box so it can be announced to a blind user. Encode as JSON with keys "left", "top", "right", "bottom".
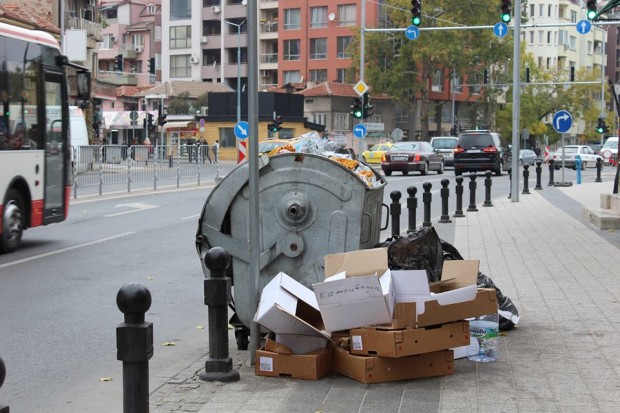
{"left": 260, "top": 53, "right": 278, "bottom": 64}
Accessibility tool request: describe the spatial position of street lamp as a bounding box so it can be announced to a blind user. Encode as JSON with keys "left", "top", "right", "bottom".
{"left": 225, "top": 20, "right": 246, "bottom": 124}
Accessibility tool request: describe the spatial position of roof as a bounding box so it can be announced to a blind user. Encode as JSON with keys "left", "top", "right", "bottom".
{"left": 0, "top": 4, "right": 59, "bottom": 35}
{"left": 135, "top": 81, "right": 234, "bottom": 98}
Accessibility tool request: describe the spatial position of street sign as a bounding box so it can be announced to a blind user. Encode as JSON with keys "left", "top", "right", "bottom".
{"left": 238, "top": 140, "right": 247, "bottom": 163}
{"left": 130, "top": 110, "right": 138, "bottom": 121}
{"left": 405, "top": 25, "right": 420, "bottom": 41}
{"left": 353, "top": 124, "right": 367, "bottom": 139}
{"left": 234, "top": 121, "right": 249, "bottom": 140}
{"left": 552, "top": 110, "right": 572, "bottom": 133}
{"left": 353, "top": 81, "right": 368, "bottom": 97}
{"left": 493, "top": 22, "right": 508, "bottom": 38}
{"left": 576, "top": 20, "right": 591, "bottom": 34}
{"left": 199, "top": 118, "right": 205, "bottom": 132}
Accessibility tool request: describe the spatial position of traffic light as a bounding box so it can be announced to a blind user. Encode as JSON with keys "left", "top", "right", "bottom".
{"left": 114, "top": 54, "right": 123, "bottom": 71}
{"left": 350, "top": 98, "right": 363, "bottom": 119}
{"left": 483, "top": 69, "right": 489, "bottom": 84}
{"left": 595, "top": 117, "right": 609, "bottom": 134}
{"left": 361, "top": 92, "right": 373, "bottom": 119}
{"left": 158, "top": 107, "right": 167, "bottom": 126}
{"left": 570, "top": 66, "right": 576, "bottom": 82}
{"left": 525, "top": 67, "right": 530, "bottom": 83}
{"left": 587, "top": 0, "right": 597, "bottom": 20}
{"left": 148, "top": 57, "right": 155, "bottom": 75}
{"left": 411, "top": 0, "right": 421, "bottom": 26}
{"left": 268, "top": 115, "right": 283, "bottom": 133}
{"left": 147, "top": 113, "right": 154, "bottom": 131}
{"left": 501, "top": 0, "right": 511, "bottom": 23}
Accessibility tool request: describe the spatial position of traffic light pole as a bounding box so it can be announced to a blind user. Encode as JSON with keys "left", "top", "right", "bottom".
{"left": 510, "top": 0, "right": 522, "bottom": 202}
{"left": 358, "top": 0, "right": 367, "bottom": 157}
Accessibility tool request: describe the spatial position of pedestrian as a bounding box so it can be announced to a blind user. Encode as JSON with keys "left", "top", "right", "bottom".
{"left": 195, "top": 139, "right": 202, "bottom": 163}
{"left": 205, "top": 140, "right": 212, "bottom": 164}
{"left": 213, "top": 140, "right": 219, "bottom": 163}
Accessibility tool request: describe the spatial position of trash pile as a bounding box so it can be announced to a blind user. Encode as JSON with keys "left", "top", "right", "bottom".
{"left": 253, "top": 239, "right": 516, "bottom": 383}
{"left": 266, "top": 131, "right": 381, "bottom": 188}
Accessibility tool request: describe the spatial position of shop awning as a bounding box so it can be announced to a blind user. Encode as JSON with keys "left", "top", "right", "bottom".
{"left": 163, "top": 121, "right": 194, "bottom": 130}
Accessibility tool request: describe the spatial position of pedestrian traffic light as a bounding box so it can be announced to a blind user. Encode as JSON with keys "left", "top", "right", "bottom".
{"left": 595, "top": 117, "right": 608, "bottom": 134}
{"left": 350, "top": 98, "right": 363, "bottom": 119}
{"left": 158, "top": 107, "right": 167, "bottom": 126}
{"left": 483, "top": 69, "right": 489, "bottom": 84}
{"left": 501, "top": 0, "right": 511, "bottom": 23}
{"left": 411, "top": 0, "right": 422, "bottom": 26}
{"left": 525, "top": 67, "right": 530, "bottom": 83}
{"left": 361, "top": 92, "right": 373, "bottom": 119}
{"left": 114, "top": 54, "right": 123, "bottom": 71}
{"left": 147, "top": 113, "right": 154, "bottom": 131}
{"left": 587, "top": 0, "right": 597, "bottom": 20}
{"left": 570, "top": 66, "right": 576, "bottom": 82}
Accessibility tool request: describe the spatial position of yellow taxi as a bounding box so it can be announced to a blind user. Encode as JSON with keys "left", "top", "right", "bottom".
{"left": 362, "top": 142, "right": 393, "bottom": 164}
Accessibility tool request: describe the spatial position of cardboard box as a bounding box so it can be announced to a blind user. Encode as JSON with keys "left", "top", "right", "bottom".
{"left": 254, "top": 272, "right": 331, "bottom": 345}
{"left": 349, "top": 320, "right": 470, "bottom": 358}
{"left": 255, "top": 339, "right": 333, "bottom": 380}
{"left": 313, "top": 248, "right": 395, "bottom": 333}
{"left": 417, "top": 288, "right": 497, "bottom": 327}
{"left": 332, "top": 346, "right": 454, "bottom": 384}
{"left": 276, "top": 333, "right": 328, "bottom": 355}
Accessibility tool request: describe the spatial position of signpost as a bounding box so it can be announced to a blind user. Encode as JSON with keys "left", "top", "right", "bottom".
{"left": 552, "top": 110, "right": 573, "bottom": 186}
{"left": 353, "top": 124, "right": 367, "bottom": 139}
{"left": 493, "top": 22, "right": 508, "bottom": 38}
{"left": 234, "top": 121, "right": 249, "bottom": 140}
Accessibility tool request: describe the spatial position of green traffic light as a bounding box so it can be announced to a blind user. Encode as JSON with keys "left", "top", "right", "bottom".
{"left": 587, "top": 10, "right": 597, "bottom": 20}
{"left": 501, "top": 13, "right": 511, "bottom": 23}
{"left": 353, "top": 110, "right": 363, "bottom": 119}
{"left": 411, "top": 16, "right": 421, "bottom": 26}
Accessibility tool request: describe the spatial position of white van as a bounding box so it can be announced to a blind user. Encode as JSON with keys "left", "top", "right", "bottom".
{"left": 68, "top": 106, "right": 92, "bottom": 172}
{"left": 598, "top": 137, "right": 618, "bottom": 164}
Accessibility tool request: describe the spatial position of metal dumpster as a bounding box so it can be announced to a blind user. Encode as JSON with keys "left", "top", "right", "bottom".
{"left": 196, "top": 153, "right": 387, "bottom": 347}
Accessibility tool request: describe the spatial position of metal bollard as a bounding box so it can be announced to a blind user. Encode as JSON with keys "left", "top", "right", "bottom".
{"left": 467, "top": 173, "right": 478, "bottom": 212}
{"left": 522, "top": 164, "right": 531, "bottom": 194}
{"left": 535, "top": 160, "right": 543, "bottom": 190}
{"left": 406, "top": 186, "right": 418, "bottom": 233}
{"left": 116, "top": 283, "right": 154, "bottom": 413}
{"left": 199, "top": 247, "right": 240, "bottom": 383}
{"left": 422, "top": 182, "right": 433, "bottom": 227}
{"left": 168, "top": 155, "right": 173, "bottom": 168}
{"left": 575, "top": 156, "right": 582, "bottom": 185}
{"left": 1, "top": 356, "right": 8, "bottom": 413}
{"left": 508, "top": 169, "right": 512, "bottom": 199}
{"left": 439, "top": 179, "right": 452, "bottom": 223}
{"left": 596, "top": 158, "right": 603, "bottom": 182}
{"left": 483, "top": 171, "right": 493, "bottom": 207}
{"left": 453, "top": 176, "right": 465, "bottom": 218}
{"left": 390, "top": 190, "right": 402, "bottom": 238}
{"left": 548, "top": 160, "right": 555, "bottom": 186}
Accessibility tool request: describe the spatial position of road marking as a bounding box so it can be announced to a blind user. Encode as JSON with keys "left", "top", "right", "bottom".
{"left": 0, "top": 232, "right": 135, "bottom": 269}
{"left": 104, "top": 202, "right": 158, "bottom": 217}
{"left": 181, "top": 214, "right": 200, "bottom": 221}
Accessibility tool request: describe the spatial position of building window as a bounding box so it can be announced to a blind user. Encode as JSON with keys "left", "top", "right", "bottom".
{"left": 309, "top": 69, "right": 327, "bottom": 83}
{"left": 452, "top": 73, "right": 463, "bottom": 93}
{"left": 203, "top": 50, "right": 220, "bottom": 65}
{"left": 548, "top": 4, "right": 552, "bottom": 17}
{"left": 310, "top": 38, "right": 327, "bottom": 59}
{"left": 170, "top": 54, "right": 191, "bottom": 77}
{"left": 537, "top": 56, "right": 543, "bottom": 68}
{"left": 547, "top": 31, "right": 552, "bottom": 44}
{"left": 395, "top": 105, "right": 408, "bottom": 122}
{"left": 559, "top": 30, "right": 567, "bottom": 45}
{"left": 146, "top": 4, "right": 156, "bottom": 14}
{"left": 587, "top": 40, "right": 593, "bottom": 54}
{"left": 170, "top": 26, "right": 191, "bottom": 49}
{"left": 569, "top": 35, "right": 576, "bottom": 50}
{"left": 284, "top": 8, "right": 301, "bottom": 30}
{"left": 337, "top": 4, "right": 357, "bottom": 26}
{"left": 431, "top": 70, "right": 444, "bottom": 92}
{"left": 334, "top": 113, "right": 349, "bottom": 131}
{"left": 103, "top": 34, "right": 114, "bottom": 49}
{"left": 170, "top": 0, "right": 191, "bottom": 20}
{"left": 336, "top": 68, "right": 346, "bottom": 83}
{"left": 105, "top": 8, "right": 117, "bottom": 19}
{"left": 310, "top": 6, "right": 328, "bottom": 29}
{"left": 470, "top": 74, "right": 481, "bottom": 94}
{"left": 528, "top": 31, "right": 534, "bottom": 45}
{"left": 313, "top": 113, "right": 327, "bottom": 126}
{"left": 220, "top": 128, "right": 235, "bottom": 148}
{"left": 570, "top": 10, "right": 577, "bottom": 23}
{"left": 530, "top": 4, "right": 534, "bottom": 17}
{"left": 283, "top": 70, "right": 301, "bottom": 84}
{"left": 337, "top": 36, "right": 352, "bottom": 58}
{"left": 283, "top": 39, "right": 300, "bottom": 61}
{"left": 538, "top": 4, "right": 544, "bottom": 17}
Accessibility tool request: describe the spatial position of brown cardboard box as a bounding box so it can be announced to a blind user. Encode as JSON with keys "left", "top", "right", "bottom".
{"left": 349, "top": 321, "right": 470, "bottom": 358}
{"left": 255, "top": 338, "right": 333, "bottom": 380}
{"left": 416, "top": 288, "right": 497, "bottom": 327}
{"left": 333, "top": 346, "right": 454, "bottom": 384}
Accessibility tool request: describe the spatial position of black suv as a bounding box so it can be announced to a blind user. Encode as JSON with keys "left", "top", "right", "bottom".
{"left": 453, "top": 131, "right": 512, "bottom": 176}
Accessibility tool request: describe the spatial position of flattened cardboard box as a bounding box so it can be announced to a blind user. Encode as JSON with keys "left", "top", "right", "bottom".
{"left": 417, "top": 288, "right": 497, "bottom": 327}
{"left": 349, "top": 320, "right": 470, "bottom": 358}
{"left": 333, "top": 346, "right": 454, "bottom": 384}
{"left": 255, "top": 339, "right": 333, "bottom": 380}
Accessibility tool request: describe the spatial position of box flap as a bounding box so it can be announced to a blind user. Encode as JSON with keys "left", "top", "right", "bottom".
{"left": 265, "top": 338, "right": 293, "bottom": 354}
{"left": 441, "top": 260, "right": 480, "bottom": 289}
{"left": 314, "top": 274, "right": 385, "bottom": 305}
{"left": 324, "top": 248, "right": 388, "bottom": 278}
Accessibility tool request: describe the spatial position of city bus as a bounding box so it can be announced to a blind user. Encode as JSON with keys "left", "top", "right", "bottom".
{"left": 0, "top": 22, "right": 90, "bottom": 253}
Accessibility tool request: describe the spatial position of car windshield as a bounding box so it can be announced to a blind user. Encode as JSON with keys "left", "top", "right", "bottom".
{"left": 458, "top": 134, "right": 494, "bottom": 149}
{"left": 432, "top": 139, "right": 457, "bottom": 149}
{"left": 602, "top": 139, "right": 618, "bottom": 150}
{"left": 563, "top": 147, "right": 579, "bottom": 154}
{"left": 391, "top": 143, "right": 418, "bottom": 151}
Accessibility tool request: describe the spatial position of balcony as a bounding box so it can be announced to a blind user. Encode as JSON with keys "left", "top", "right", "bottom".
{"left": 98, "top": 71, "right": 138, "bottom": 86}
{"left": 65, "top": 14, "right": 103, "bottom": 42}
{"left": 259, "top": 21, "right": 278, "bottom": 38}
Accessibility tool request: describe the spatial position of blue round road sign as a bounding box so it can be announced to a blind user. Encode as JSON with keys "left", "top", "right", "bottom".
{"left": 552, "top": 110, "right": 572, "bottom": 133}
{"left": 234, "top": 121, "right": 249, "bottom": 140}
{"left": 353, "top": 124, "right": 367, "bottom": 139}
{"left": 493, "top": 22, "right": 508, "bottom": 38}
{"left": 405, "top": 26, "right": 420, "bottom": 41}
{"left": 576, "top": 20, "right": 591, "bottom": 35}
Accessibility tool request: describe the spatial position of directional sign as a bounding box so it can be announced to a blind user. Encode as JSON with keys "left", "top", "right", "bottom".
{"left": 353, "top": 124, "right": 367, "bottom": 139}
{"left": 552, "top": 110, "right": 572, "bottom": 133}
{"left": 405, "top": 25, "right": 420, "bottom": 41}
{"left": 576, "top": 20, "right": 591, "bottom": 35}
{"left": 493, "top": 22, "right": 508, "bottom": 38}
{"left": 234, "top": 121, "right": 249, "bottom": 140}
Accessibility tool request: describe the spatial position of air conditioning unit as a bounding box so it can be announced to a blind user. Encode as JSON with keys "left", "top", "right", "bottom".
{"left": 260, "top": 70, "right": 270, "bottom": 78}
{"left": 211, "top": 5, "right": 220, "bottom": 14}
{"left": 110, "top": 36, "right": 117, "bottom": 43}
{"left": 201, "top": 36, "right": 209, "bottom": 44}
{"left": 134, "top": 45, "right": 143, "bottom": 53}
{"left": 200, "top": 107, "right": 208, "bottom": 116}
{"left": 190, "top": 56, "right": 200, "bottom": 64}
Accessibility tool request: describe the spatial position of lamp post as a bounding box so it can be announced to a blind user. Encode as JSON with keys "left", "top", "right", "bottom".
{"left": 225, "top": 20, "right": 245, "bottom": 124}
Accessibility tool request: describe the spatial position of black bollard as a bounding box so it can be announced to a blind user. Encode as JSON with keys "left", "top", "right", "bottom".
{"left": 390, "top": 190, "right": 402, "bottom": 238}
{"left": 453, "top": 176, "right": 465, "bottom": 218}
{"left": 508, "top": 169, "right": 512, "bottom": 199}
{"left": 0, "top": 356, "right": 8, "bottom": 413}
{"left": 439, "top": 179, "right": 452, "bottom": 223}
{"left": 595, "top": 158, "right": 603, "bottom": 182}
{"left": 199, "top": 247, "right": 240, "bottom": 383}
{"left": 483, "top": 171, "right": 493, "bottom": 207}
{"left": 535, "top": 160, "right": 543, "bottom": 190}
{"left": 467, "top": 173, "right": 478, "bottom": 212}
{"left": 548, "top": 160, "right": 555, "bottom": 186}
{"left": 116, "top": 283, "right": 153, "bottom": 413}
{"left": 522, "top": 164, "right": 531, "bottom": 194}
{"left": 422, "top": 182, "right": 433, "bottom": 227}
{"left": 406, "top": 186, "right": 418, "bottom": 233}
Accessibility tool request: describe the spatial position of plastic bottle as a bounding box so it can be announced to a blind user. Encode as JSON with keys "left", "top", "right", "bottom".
{"left": 467, "top": 312, "right": 499, "bottom": 362}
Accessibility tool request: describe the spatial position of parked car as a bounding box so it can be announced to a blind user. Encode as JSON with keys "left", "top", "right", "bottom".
{"left": 430, "top": 136, "right": 458, "bottom": 166}
{"left": 519, "top": 149, "right": 537, "bottom": 165}
{"left": 551, "top": 145, "right": 602, "bottom": 169}
{"left": 362, "top": 142, "right": 393, "bottom": 164}
{"left": 380, "top": 141, "right": 444, "bottom": 176}
{"left": 598, "top": 137, "right": 618, "bottom": 165}
{"left": 453, "top": 131, "right": 512, "bottom": 176}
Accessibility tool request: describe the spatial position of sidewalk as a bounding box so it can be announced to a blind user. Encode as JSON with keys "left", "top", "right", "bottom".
{"left": 149, "top": 180, "right": 620, "bottom": 413}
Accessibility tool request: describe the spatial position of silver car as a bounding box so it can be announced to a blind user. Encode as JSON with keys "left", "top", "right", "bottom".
{"left": 519, "top": 149, "right": 537, "bottom": 165}
{"left": 430, "top": 136, "right": 458, "bottom": 166}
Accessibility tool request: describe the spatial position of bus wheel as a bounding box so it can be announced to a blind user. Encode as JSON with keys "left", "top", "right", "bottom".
{"left": 0, "top": 189, "right": 24, "bottom": 253}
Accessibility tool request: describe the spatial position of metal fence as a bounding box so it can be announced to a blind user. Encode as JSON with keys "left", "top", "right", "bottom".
{"left": 71, "top": 145, "right": 223, "bottom": 198}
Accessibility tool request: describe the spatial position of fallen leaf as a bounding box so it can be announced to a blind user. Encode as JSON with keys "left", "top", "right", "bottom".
{"left": 99, "top": 377, "right": 113, "bottom": 382}
{"left": 162, "top": 341, "right": 176, "bottom": 346}
{"left": 145, "top": 276, "right": 155, "bottom": 280}
{"left": 196, "top": 325, "right": 204, "bottom": 329}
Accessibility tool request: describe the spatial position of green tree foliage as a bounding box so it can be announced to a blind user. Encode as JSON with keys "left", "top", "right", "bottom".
{"left": 167, "top": 92, "right": 210, "bottom": 115}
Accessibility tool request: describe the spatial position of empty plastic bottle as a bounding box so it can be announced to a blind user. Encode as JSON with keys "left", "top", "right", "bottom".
{"left": 467, "top": 312, "right": 499, "bottom": 362}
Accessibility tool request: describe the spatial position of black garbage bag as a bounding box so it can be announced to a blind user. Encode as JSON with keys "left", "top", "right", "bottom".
{"left": 377, "top": 227, "right": 520, "bottom": 331}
